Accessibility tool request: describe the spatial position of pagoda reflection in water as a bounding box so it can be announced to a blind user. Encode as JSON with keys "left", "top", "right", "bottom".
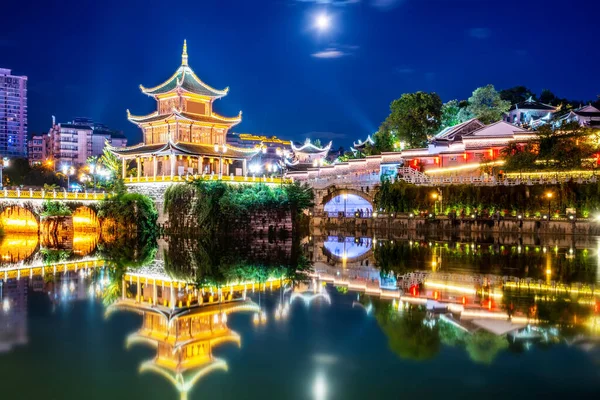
{"left": 106, "top": 272, "right": 262, "bottom": 400}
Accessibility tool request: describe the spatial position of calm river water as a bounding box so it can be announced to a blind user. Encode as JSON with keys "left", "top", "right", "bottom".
{"left": 0, "top": 232, "right": 599, "bottom": 399}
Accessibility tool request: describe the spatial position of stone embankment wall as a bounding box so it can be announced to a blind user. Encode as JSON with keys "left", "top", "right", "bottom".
{"left": 128, "top": 182, "right": 292, "bottom": 233}
{"left": 314, "top": 215, "right": 600, "bottom": 236}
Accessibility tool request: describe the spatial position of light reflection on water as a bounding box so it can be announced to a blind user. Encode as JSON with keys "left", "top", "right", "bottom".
{"left": 0, "top": 232, "right": 599, "bottom": 399}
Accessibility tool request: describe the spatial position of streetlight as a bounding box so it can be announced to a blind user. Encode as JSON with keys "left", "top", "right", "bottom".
{"left": 431, "top": 192, "right": 438, "bottom": 214}
{"left": 0, "top": 158, "right": 9, "bottom": 189}
{"left": 62, "top": 165, "right": 74, "bottom": 190}
{"left": 214, "top": 143, "right": 227, "bottom": 178}
{"left": 546, "top": 192, "right": 553, "bottom": 218}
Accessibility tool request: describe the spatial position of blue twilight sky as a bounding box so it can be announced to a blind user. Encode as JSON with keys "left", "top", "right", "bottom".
{"left": 1, "top": 0, "right": 599, "bottom": 147}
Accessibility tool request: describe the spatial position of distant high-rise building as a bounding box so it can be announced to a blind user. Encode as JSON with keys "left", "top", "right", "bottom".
{"left": 0, "top": 68, "right": 28, "bottom": 158}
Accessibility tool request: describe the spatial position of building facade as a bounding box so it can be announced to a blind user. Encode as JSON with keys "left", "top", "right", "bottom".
{"left": 27, "top": 133, "right": 51, "bottom": 165}
{"left": 110, "top": 41, "right": 259, "bottom": 179}
{"left": 45, "top": 117, "right": 126, "bottom": 165}
{"left": 0, "top": 68, "right": 27, "bottom": 158}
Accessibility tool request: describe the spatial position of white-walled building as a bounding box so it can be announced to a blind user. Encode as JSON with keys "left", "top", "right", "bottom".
{"left": 46, "top": 117, "right": 127, "bottom": 165}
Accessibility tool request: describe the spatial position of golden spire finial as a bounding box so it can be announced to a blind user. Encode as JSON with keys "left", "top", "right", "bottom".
{"left": 182, "top": 39, "right": 188, "bottom": 66}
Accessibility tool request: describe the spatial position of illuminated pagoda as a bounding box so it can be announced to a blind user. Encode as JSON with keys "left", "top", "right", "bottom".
{"left": 108, "top": 297, "right": 259, "bottom": 400}
{"left": 506, "top": 96, "right": 557, "bottom": 127}
{"left": 286, "top": 139, "right": 331, "bottom": 171}
{"left": 351, "top": 135, "right": 374, "bottom": 152}
{"left": 109, "top": 41, "right": 260, "bottom": 180}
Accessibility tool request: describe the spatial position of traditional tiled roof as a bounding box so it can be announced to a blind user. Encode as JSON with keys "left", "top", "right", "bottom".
{"left": 464, "top": 121, "right": 529, "bottom": 137}
{"left": 290, "top": 139, "right": 332, "bottom": 154}
{"left": 573, "top": 105, "right": 600, "bottom": 117}
{"left": 139, "top": 41, "right": 229, "bottom": 99}
{"left": 127, "top": 109, "right": 242, "bottom": 127}
{"left": 108, "top": 141, "right": 259, "bottom": 159}
{"left": 434, "top": 118, "right": 485, "bottom": 141}
{"left": 509, "top": 97, "right": 557, "bottom": 112}
{"left": 353, "top": 135, "right": 374, "bottom": 149}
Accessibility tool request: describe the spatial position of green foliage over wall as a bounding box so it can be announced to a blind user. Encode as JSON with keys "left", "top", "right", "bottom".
{"left": 375, "top": 179, "right": 600, "bottom": 217}
{"left": 98, "top": 192, "right": 158, "bottom": 234}
{"left": 164, "top": 181, "right": 314, "bottom": 232}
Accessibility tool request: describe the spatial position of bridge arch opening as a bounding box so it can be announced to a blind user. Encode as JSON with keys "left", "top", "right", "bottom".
{"left": 72, "top": 206, "right": 100, "bottom": 232}
{"left": 0, "top": 233, "right": 39, "bottom": 264}
{"left": 0, "top": 206, "right": 39, "bottom": 234}
{"left": 324, "top": 193, "right": 372, "bottom": 217}
{"left": 323, "top": 236, "right": 373, "bottom": 262}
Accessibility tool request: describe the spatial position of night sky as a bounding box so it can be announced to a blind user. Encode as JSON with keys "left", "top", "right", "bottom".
{"left": 1, "top": 0, "right": 599, "bottom": 147}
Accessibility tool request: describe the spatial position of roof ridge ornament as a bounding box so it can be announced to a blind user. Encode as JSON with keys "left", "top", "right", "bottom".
{"left": 182, "top": 39, "right": 188, "bottom": 66}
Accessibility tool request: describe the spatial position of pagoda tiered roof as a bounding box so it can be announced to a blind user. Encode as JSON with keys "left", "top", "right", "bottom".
{"left": 126, "top": 108, "right": 242, "bottom": 127}
{"left": 139, "top": 40, "right": 228, "bottom": 99}
{"left": 107, "top": 140, "right": 260, "bottom": 159}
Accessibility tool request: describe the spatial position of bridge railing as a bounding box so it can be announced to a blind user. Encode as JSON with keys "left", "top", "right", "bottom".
{"left": 302, "top": 174, "right": 382, "bottom": 189}
{"left": 125, "top": 174, "right": 291, "bottom": 185}
{"left": 0, "top": 188, "right": 108, "bottom": 201}
{"left": 400, "top": 173, "right": 597, "bottom": 186}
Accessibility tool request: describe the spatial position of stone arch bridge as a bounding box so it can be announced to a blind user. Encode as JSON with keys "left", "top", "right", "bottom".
{"left": 313, "top": 182, "right": 379, "bottom": 219}
{"left": 0, "top": 191, "right": 105, "bottom": 234}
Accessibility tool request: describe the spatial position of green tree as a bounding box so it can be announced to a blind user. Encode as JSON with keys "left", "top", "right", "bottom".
{"left": 539, "top": 89, "right": 557, "bottom": 105}
{"left": 441, "top": 99, "right": 473, "bottom": 129}
{"left": 465, "top": 331, "right": 508, "bottom": 364}
{"left": 381, "top": 91, "right": 442, "bottom": 148}
{"left": 374, "top": 301, "right": 440, "bottom": 361}
{"left": 499, "top": 86, "right": 536, "bottom": 105}
{"left": 467, "top": 84, "right": 511, "bottom": 124}
{"left": 372, "top": 126, "right": 396, "bottom": 153}
{"left": 3, "top": 158, "right": 31, "bottom": 186}
{"left": 501, "top": 142, "right": 538, "bottom": 175}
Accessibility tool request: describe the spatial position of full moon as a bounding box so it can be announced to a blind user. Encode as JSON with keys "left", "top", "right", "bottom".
{"left": 315, "top": 14, "right": 330, "bottom": 31}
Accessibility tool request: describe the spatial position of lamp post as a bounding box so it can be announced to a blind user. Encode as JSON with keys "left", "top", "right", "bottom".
{"left": 62, "top": 165, "right": 74, "bottom": 190}
{"left": 546, "top": 192, "right": 553, "bottom": 218}
{"left": 431, "top": 192, "right": 438, "bottom": 214}
{"left": 214, "top": 143, "right": 228, "bottom": 178}
{"left": 0, "top": 158, "right": 9, "bottom": 189}
{"left": 343, "top": 193, "right": 348, "bottom": 217}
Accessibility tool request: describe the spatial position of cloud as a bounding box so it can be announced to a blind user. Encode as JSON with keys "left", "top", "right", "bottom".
{"left": 312, "top": 44, "right": 359, "bottom": 59}
{"left": 312, "top": 49, "right": 346, "bottom": 58}
{"left": 370, "top": 0, "right": 405, "bottom": 10}
{"left": 395, "top": 66, "right": 414, "bottom": 74}
{"left": 468, "top": 28, "right": 491, "bottom": 39}
{"left": 295, "top": 0, "right": 360, "bottom": 5}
